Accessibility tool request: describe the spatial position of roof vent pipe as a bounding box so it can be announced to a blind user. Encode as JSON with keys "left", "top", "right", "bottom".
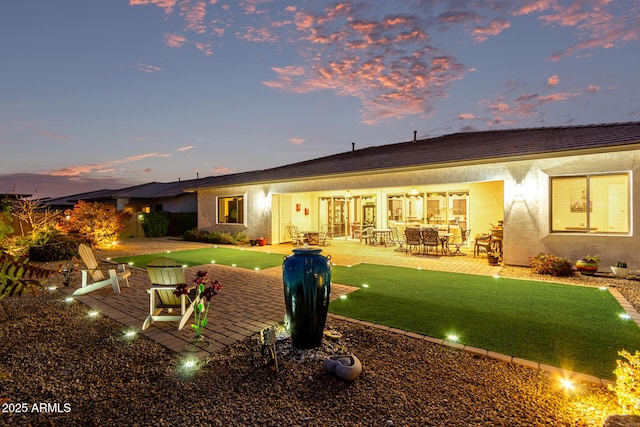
{"left": 413, "top": 130, "right": 417, "bottom": 142}
{"left": 352, "top": 142, "right": 355, "bottom": 152}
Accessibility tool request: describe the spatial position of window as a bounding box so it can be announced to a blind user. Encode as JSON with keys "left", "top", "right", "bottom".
{"left": 217, "top": 196, "right": 244, "bottom": 224}
{"left": 550, "top": 173, "right": 630, "bottom": 234}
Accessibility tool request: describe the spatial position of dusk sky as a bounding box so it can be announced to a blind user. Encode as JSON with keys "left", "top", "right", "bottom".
{"left": 1, "top": 0, "right": 639, "bottom": 198}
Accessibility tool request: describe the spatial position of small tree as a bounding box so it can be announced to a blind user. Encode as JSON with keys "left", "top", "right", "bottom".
{"left": 11, "top": 195, "right": 60, "bottom": 237}
{"left": 57, "top": 201, "right": 130, "bottom": 248}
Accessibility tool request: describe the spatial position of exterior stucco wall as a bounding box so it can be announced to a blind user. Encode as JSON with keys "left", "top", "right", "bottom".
{"left": 505, "top": 150, "right": 640, "bottom": 268}
{"left": 196, "top": 148, "right": 640, "bottom": 269}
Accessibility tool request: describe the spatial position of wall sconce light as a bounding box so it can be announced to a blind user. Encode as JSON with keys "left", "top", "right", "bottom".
{"left": 304, "top": 208, "right": 309, "bottom": 215}
{"left": 515, "top": 180, "right": 523, "bottom": 200}
{"left": 296, "top": 203, "right": 301, "bottom": 212}
{"left": 345, "top": 190, "right": 352, "bottom": 199}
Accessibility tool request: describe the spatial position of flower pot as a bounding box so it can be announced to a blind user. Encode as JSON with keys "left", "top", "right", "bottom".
{"left": 576, "top": 259, "right": 598, "bottom": 276}
{"left": 257, "top": 238, "right": 266, "bottom": 246}
{"left": 250, "top": 239, "right": 257, "bottom": 246}
{"left": 611, "top": 266, "right": 629, "bottom": 279}
{"left": 282, "top": 248, "right": 332, "bottom": 349}
{"left": 487, "top": 255, "right": 499, "bottom": 266}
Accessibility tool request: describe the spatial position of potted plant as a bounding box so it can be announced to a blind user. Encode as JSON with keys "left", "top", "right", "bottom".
{"left": 576, "top": 255, "right": 601, "bottom": 276}
{"left": 487, "top": 251, "right": 499, "bottom": 266}
{"left": 611, "top": 261, "right": 629, "bottom": 279}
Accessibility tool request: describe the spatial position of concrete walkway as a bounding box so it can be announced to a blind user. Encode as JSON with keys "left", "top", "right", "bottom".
{"left": 61, "top": 239, "right": 623, "bottom": 386}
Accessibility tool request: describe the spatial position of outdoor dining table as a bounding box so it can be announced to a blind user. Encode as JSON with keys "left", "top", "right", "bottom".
{"left": 302, "top": 231, "right": 319, "bottom": 245}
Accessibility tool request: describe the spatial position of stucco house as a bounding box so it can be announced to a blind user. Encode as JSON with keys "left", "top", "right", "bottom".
{"left": 186, "top": 122, "right": 640, "bottom": 267}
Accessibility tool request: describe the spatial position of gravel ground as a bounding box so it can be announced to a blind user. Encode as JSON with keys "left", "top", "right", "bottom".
{"left": 0, "top": 238, "right": 636, "bottom": 426}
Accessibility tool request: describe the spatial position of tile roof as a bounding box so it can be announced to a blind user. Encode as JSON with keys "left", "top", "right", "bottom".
{"left": 43, "top": 179, "right": 202, "bottom": 207}
{"left": 110, "top": 179, "right": 201, "bottom": 199}
{"left": 187, "top": 121, "right": 640, "bottom": 189}
{"left": 43, "top": 189, "right": 120, "bottom": 206}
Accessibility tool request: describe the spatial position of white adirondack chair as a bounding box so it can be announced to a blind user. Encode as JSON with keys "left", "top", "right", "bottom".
{"left": 72, "top": 243, "right": 131, "bottom": 296}
{"left": 142, "top": 257, "right": 199, "bottom": 331}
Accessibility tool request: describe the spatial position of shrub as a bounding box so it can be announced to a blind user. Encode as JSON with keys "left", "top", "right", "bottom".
{"left": 609, "top": 350, "right": 640, "bottom": 415}
{"left": 57, "top": 201, "right": 131, "bottom": 248}
{"left": 183, "top": 228, "right": 248, "bottom": 245}
{"left": 28, "top": 232, "right": 83, "bottom": 262}
{"left": 141, "top": 211, "right": 170, "bottom": 237}
{"left": 529, "top": 253, "right": 574, "bottom": 276}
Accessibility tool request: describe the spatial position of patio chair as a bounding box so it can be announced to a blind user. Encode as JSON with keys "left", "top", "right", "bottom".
{"left": 142, "top": 257, "right": 199, "bottom": 331}
{"left": 404, "top": 227, "right": 422, "bottom": 254}
{"left": 318, "top": 224, "right": 329, "bottom": 246}
{"left": 390, "top": 226, "right": 406, "bottom": 252}
{"left": 474, "top": 233, "right": 491, "bottom": 257}
{"left": 287, "top": 224, "right": 304, "bottom": 246}
{"left": 361, "top": 227, "right": 376, "bottom": 245}
{"left": 421, "top": 227, "right": 440, "bottom": 255}
{"left": 72, "top": 243, "right": 131, "bottom": 296}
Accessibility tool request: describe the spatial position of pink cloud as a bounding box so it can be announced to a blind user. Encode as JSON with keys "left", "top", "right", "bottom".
{"left": 514, "top": 0, "right": 555, "bottom": 16}
{"left": 289, "top": 138, "right": 305, "bottom": 145}
{"left": 547, "top": 74, "right": 559, "bottom": 86}
{"left": 458, "top": 113, "right": 476, "bottom": 120}
{"left": 37, "top": 131, "right": 72, "bottom": 140}
{"left": 164, "top": 33, "right": 187, "bottom": 48}
{"left": 584, "top": 84, "right": 600, "bottom": 93}
{"left": 136, "top": 63, "right": 162, "bottom": 73}
{"left": 129, "top": 0, "right": 177, "bottom": 14}
{"left": 479, "top": 83, "right": 602, "bottom": 125}
{"left": 213, "top": 165, "right": 233, "bottom": 174}
{"left": 471, "top": 18, "right": 510, "bottom": 43}
{"left": 177, "top": 146, "right": 194, "bottom": 151}
{"left": 515, "top": 0, "right": 640, "bottom": 61}
{"left": 235, "top": 25, "right": 279, "bottom": 43}
{"left": 48, "top": 153, "right": 172, "bottom": 177}
{"left": 264, "top": 6, "right": 467, "bottom": 124}
{"left": 437, "top": 11, "right": 480, "bottom": 24}
{"left": 181, "top": 0, "right": 207, "bottom": 34}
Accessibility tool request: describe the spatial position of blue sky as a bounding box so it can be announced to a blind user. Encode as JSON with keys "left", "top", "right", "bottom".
{"left": 1, "top": 0, "right": 639, "bottom": 198}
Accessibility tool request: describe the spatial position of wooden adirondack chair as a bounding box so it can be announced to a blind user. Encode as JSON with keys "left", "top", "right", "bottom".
{"left": 142, "top": 257, "right": 199, "bottom": 331}
{"left": 72, "top": 243, "right": 131, "bottom": 296}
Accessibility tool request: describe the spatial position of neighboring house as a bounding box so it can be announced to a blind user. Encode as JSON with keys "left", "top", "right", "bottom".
{"left": 44, "top": 180, "right": 201, "bottom": 237}
{"left": 185, "top": 122, "right": 640, "bottom": 267}
{"left": 44, "top": 189, "right": 121, "bottom": 211}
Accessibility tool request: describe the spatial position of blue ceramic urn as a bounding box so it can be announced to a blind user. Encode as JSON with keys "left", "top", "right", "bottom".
{"left": 282, "top": 248, "right": 332, "bottom": 349}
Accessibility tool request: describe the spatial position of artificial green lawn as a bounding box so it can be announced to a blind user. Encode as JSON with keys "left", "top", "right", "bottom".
{"left": 112, "top": 246, "right": 285, "bottom": 270}
{"left": 331, "top": 264, "right": 640, "bottom": 380}
{"left": 113, "top": 247, "right": 639, "bottom": 379}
